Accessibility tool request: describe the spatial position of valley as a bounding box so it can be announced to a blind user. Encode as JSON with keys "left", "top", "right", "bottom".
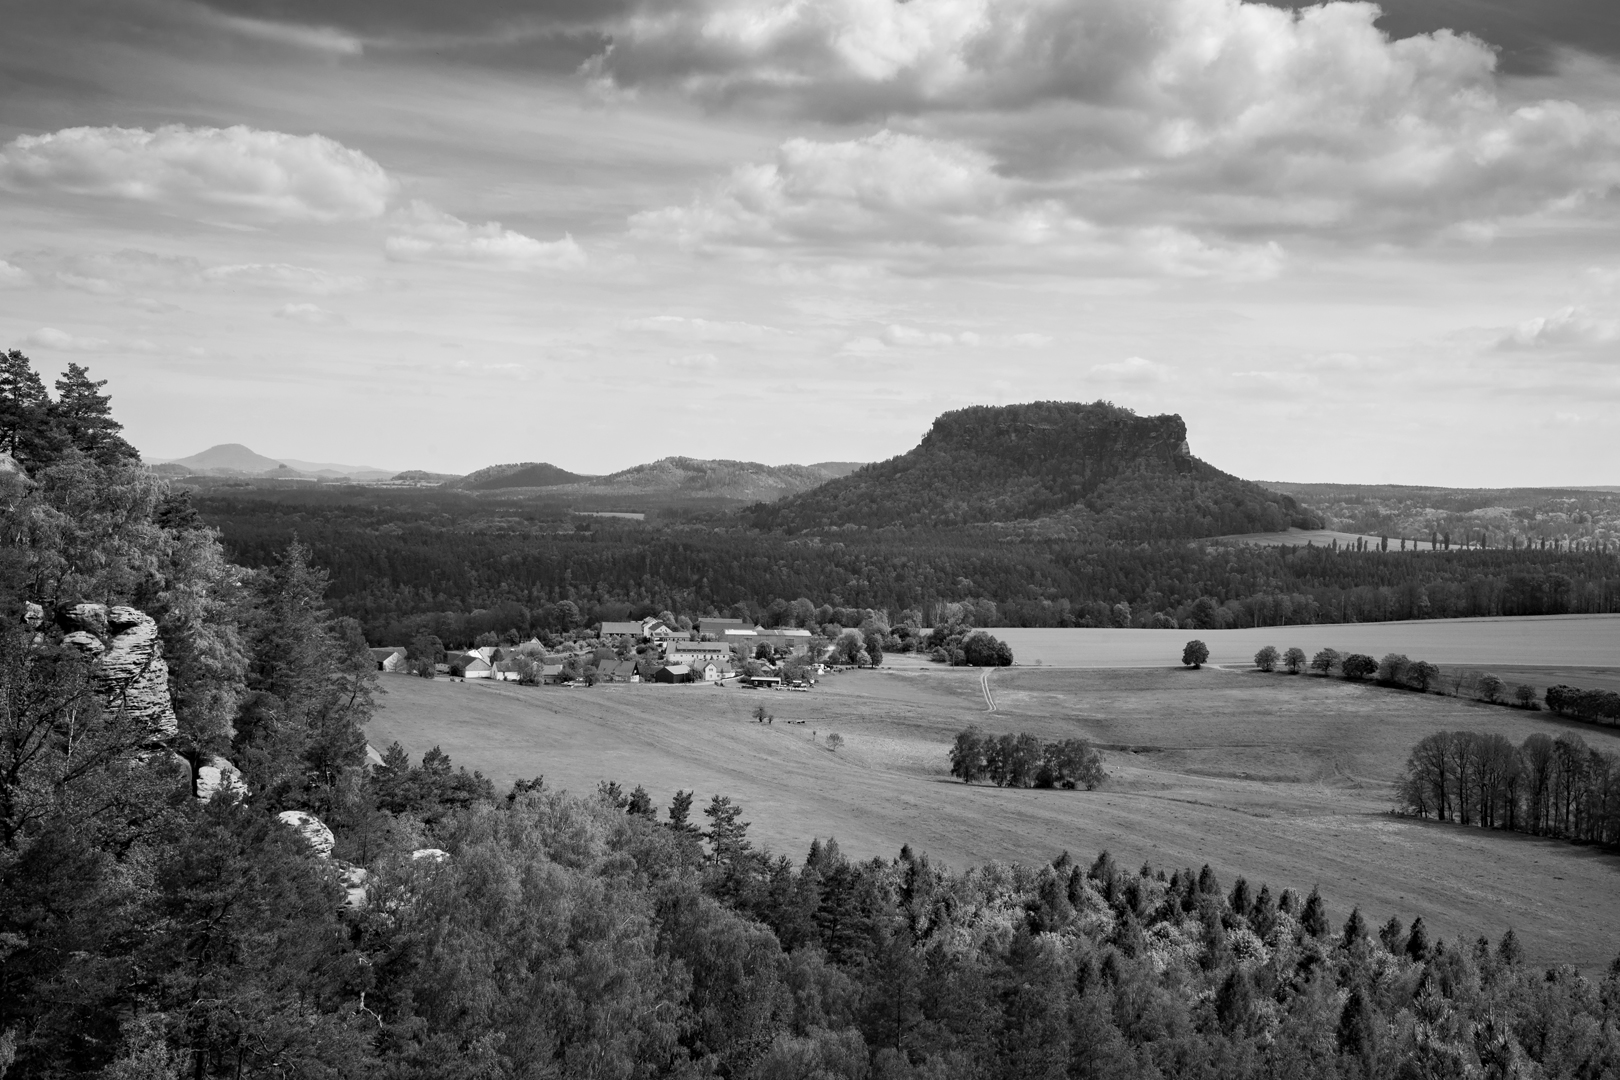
{"left": 365, "top": 653, "right": 1620, "bottom": 971}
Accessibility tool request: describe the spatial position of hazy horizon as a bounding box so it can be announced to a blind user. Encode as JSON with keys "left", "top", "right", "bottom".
{"left": 3, "top": 0, "right": 1618, "bottom": 483}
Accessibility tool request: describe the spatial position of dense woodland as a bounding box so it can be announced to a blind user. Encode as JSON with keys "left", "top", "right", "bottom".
{"left": 7, "top": 353, "right": 1620, "bottom": 1076}
{"left": 195, "top": 488, "right": 1620, "bottom": 648}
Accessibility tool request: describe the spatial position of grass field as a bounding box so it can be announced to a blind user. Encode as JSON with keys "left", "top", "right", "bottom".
{"left": 1209, "top": 528, "right": 1436, "bottom": 549}
{"left": 994, "top": 614, "right": 1620, "bottom": 669}
{"left": 366, "top": 661, "right": 1620, "bottom": 970}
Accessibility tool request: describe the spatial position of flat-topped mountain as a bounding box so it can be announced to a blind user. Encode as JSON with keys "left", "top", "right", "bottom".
{"left": 748, "top": 401, "right": 1322, "bottom": 538}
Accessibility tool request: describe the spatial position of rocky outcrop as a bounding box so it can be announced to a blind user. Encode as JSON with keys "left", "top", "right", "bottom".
{"left": 194, "top": 755, "right": 247, "bottom": 800}
{"left": 410, "top": 848, "right": 450, "bottom": 864}
{"left": 57, "top": 603, "right": 178, "bottom": 738}
{"left": 277, "top": 810, "right": 336, "bottom": 859}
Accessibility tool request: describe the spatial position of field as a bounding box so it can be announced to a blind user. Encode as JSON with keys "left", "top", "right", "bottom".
{"left": 1209, "top": 528, "right": 1433, "bottom": 549}
{"left": 994, "top": 614, "right": 1620, "bottom": 669}
{"left": 366, "top": 657, "right": 1620, "bottom": 970}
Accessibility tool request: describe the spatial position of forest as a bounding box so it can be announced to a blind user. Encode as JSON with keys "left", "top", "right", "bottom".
{"left": 194, "top": 486, "right": 1620, "bottom": 648}
{"left": 6, "top": 353, "right": 1620, "bottom": 1077}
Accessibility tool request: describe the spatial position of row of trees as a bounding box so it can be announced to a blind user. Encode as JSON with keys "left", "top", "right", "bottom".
{"left": 1397, "top": 729, "right": 1620, "bottom": 842}
{"left": 1546, "top": 684, "right": 1620, "bottom": 726}
{"left": 948, "top": 727, "right": 1104, "bottom": 789}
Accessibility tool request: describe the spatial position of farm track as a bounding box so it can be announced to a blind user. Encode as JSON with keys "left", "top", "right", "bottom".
{"left": 981, "top": 670, "right": 996, "bottom": 712}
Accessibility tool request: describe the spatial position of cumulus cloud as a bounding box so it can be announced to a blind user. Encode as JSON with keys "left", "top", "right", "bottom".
{"left": 24, "top": 327, "right": 155, "bottom": 353}
{"left": 633, "top": 129, "right": 1283, "bottom": 278}
{"left": 0, "top": 125, "right": 392, "bottom": 221}
{"left": 1496, "top": 306, "right": 1620, "bottom": 350}
{"left": 1089, "top": 356, "right": 1169, "bottom": 383}
{"left": 625, "top": 314, "right": 785, "bottom": 342}
{"left": 273, "top": 302, "right": 346, "bottom": 325}
{"left": 385, "top": 201, "right": 586, "bottom": 269}
{"left": 608, "top": 0, "right": 1620, "bottom": 247}
{"left": 0, "top": 260, "right": 31, "bottom": 287}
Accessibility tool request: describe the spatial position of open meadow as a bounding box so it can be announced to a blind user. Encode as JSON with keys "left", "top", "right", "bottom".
{"left": 366, "top": 658, "right": 1620, "bottom": 970}
{"left": 994, "top": 613, "right": 1620, "bottom": 669}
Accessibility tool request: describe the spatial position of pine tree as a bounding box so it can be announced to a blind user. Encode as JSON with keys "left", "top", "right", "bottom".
{"left": 1301, "top": 886, "right": 1329, "bottom": 939}
{"left": 0, "top": 349, "right": 64, "bottom": 467}
{"left": 1405, "top": 916, "right": 1431, "bottom": 961}
{"left": 53, "top": 363, "right": 138, "bottom": 467}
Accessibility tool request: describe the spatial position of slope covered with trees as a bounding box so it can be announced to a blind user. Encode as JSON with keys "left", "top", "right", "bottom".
{"left": 749, "top": 402, "right": 1321, "bottom": 537}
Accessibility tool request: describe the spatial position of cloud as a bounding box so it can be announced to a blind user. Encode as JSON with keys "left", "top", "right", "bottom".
{"left": 1496, "top": 306, "right": 1620, "bottom": 350}
{"left": 0, "top": 125, "right": 393, "bottom": 221}
{"left": 199, "top": 9, "right": 364, "bottom": 55}
{"left": 606, "top": 0, "right": 1620, "bottom": 246}
{"left": 1089, "top": 356, "right": 1169, "bottom": 383}
{"left": 272, "top": 302, "right": 346, "bottom": 325}
{"left": 625, "top": 314, "right": 784, "bottom": 342}
{"left": 0, "top": 260, "right": 31, "bottom": 287}
{"left": 23, "top": 327, "right": 156, "bottom": 353}
{"left": 203, "top": 263, "right": 365, "bottom": 293}
{"left": 632, "top": 129, "right": 1300, "bottom": 278}
{"left": 385, "top": 201, "right": 586, "bottom": 269}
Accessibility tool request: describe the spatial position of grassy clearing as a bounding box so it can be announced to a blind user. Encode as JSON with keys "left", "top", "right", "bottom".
{"left": 366, "top": 663, "right": 1620, "bottom": 971}
{"left": 994, "top": 614, "right": 1620, "bottom": 669}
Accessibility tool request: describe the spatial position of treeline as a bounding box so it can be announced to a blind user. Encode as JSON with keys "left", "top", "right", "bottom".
{"left": 1397, "top": 729, "right": 1620, "bottom": 843}
{"left": 1547, "top": 685, "right": 1620, "bottom": 727}
{"left": 196, "top": 487, "right": 1620, "bottom": 648}
{"left": 949, "top": 727, "right": 1105, "bottom": 789}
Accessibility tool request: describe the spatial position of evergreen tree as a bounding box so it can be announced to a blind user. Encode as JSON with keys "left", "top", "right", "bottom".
{"left": 0, "top": 349, "right": 64, "bottom": 468}
{"left": 53, "top": 363, "right": 138, "bottom": 467}
{"left": 1301, "top": 886, "right": 1329, "bottom": 939}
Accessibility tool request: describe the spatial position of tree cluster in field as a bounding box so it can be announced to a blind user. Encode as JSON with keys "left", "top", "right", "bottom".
{"left": 1398, "top": 729, "right": 1620, "bottom": 845}
{"left": 8, "top": 354, "right": 1620, "bottom": 1077}
{"left": 925, "top": 623, "right": 1014, "bottom": 666}
{"left": 1545, "top": 684, "right": 1620, "bottom": 726}
{"left": 948, "top": 727, "right": 1104, "bottom": 789}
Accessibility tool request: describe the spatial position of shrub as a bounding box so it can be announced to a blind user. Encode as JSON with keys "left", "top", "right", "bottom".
{"left": 1408, "top": 661, "right": 1439, "bottom": 693}
{"left": 1182, "top": 640, "right": 1210, "bottom": 669}
{"left": 1310, "top": 649, "right": 1339, "bottom": 676}
{"left": 1514, "top": 684, "right": 1537, "bottom": 709}
{"left": 1478, "top": 674, "right": 1504, "bottom": 704}
{"left": 1377, "top": 653, "right": 1411, "bottom": 685}
{"left": 1253, "top": 646, "right": 1279, "bottom": 673}
{"left": 825, "top": 733, "right": 844, "bottom": 752}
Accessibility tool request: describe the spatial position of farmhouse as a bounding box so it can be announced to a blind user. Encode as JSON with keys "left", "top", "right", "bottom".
{"left": 369, "top": 647, "right": 407, "bottom": 672}
{"left": 699, "top": 617, "right": 750, "bottom": 638}
{"left": 449, "top": 652, "right": 492, "bottom": 678}
{"left": 654, "top": 663, "right": 693, "bottom": 684}
{"left": 599, "top": 621, "right": 643, "bottom": 642}
{"left": 664, "top": 640, "right": 732, "bottom": 667}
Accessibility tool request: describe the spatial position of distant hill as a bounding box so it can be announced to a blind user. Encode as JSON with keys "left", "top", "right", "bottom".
{"left": 551, "top": 457, "right": 836, "bottom": 503}
{"left": 451, "top": 462, "right": 591, "bottom": 491}
{"left": 748, "top": 401, "right": 1322, "bottom": 538}
{"left": 807, "top": 461, "right": 867, "bottom": 479}
{"left": 161, "top": 444, "right": 393, "bottom": 479}
{"left": 168, "top": 443, "right": 285, "bottom": 474}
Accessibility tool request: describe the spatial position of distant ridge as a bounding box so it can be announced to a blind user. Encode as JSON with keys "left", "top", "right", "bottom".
{"left": 749, "top": 401, "right": 1323, "bottom": 538}
{"left": 160, "top": 444, "right": 394, "bottom": 479}
{"left": 451, "top": 462, "right": 591, "bottom": 491}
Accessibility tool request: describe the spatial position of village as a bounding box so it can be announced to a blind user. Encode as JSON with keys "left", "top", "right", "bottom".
{"left": 367, "top": 615, "right": 825, "bottom": 689}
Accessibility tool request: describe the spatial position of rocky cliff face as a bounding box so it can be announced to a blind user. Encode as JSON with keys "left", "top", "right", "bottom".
{"left": 58, "top": 603, "right": 179, "bottom": 738}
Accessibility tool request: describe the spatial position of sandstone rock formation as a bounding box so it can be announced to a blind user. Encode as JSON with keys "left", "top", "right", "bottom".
{"left": 337, "top": 864, "right": 370, "bottom": 909}
{"left": 410, "top": 848, "right": 450, "bottom": 864}
{"left": 57, "top": 603, "right": 178, "bottom": 738}
{"left": 194, "top": 755, "right": 247, "bottom": 800}
{"left": 276, "top": 810, "right": 336, "bottom": 859}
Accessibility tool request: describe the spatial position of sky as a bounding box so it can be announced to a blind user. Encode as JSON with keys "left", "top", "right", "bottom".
{"left": 1, "top": 0, "right": 1618, "bottom": 484}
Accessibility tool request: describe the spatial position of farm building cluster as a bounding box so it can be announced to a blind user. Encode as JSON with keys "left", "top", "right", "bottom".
{"left": 369, "top": 615, "right": 820, "bottom": 688}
